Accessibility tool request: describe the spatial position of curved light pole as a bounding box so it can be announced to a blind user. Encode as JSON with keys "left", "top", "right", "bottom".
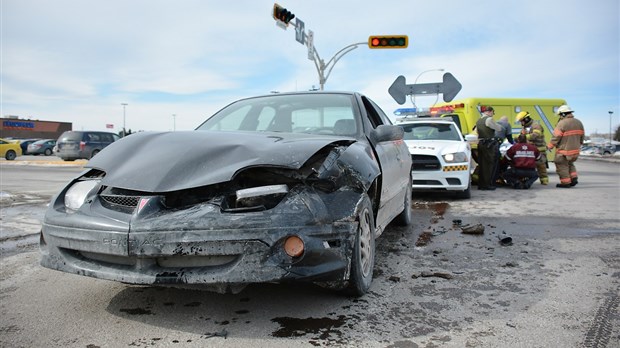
{"left": 121, "top": 103, "right": 128, "bottom": 137}
{"left": 411, "top": 68, "right": 445, "bottom": 109}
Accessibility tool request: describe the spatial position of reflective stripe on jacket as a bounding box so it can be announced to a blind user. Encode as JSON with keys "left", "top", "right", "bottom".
{"left": 548, "top": 116, "right": 585, "bottom": 155}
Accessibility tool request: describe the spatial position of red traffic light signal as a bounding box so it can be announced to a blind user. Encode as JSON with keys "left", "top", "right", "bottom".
{"left": 273, "top": 3, "right": 295, "bottom": 26}
{"left": 368, "top": 35, "right": 409, "bottom": 49}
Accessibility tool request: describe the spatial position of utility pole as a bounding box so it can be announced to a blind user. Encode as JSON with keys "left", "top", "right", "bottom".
{"left": 121, "top": 103, "right": 128, "bottom": 137}
{"left": 609, "top": 111, "right": 614, "bottom": 144}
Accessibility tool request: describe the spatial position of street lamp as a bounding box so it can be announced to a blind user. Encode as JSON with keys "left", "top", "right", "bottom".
{"left": 412, "top": 68, "right": 445, "bottom": 109}
{"left": 609, "top": 111, "right": 614, "bottom": 145}
{"left": 121, "top": 103, "right": 128, "bottom": 137}
{"left": 172, "top": 114, "right": 176, "bottom": 131}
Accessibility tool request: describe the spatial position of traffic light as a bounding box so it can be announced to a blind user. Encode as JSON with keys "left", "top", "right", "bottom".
{"left": 368, "top": 35, "right": 409, "bottom": 49}
{"left": 273, "top": 3, "right": 295, "bottom": 26}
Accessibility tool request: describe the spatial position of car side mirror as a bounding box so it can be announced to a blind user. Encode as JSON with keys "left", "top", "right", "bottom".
{"left": 371, "top": 125, "right": 404, "bottom": 143}
{"left": 464, "top": 134, "right": 478, "bottom": 142}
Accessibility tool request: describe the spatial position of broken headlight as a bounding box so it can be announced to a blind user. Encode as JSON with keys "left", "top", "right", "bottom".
{"left": 234, "top": 184, "right": 289, "bottom": 209}
{"left": 64, "top": 180, "right": 99, "bottom": 212}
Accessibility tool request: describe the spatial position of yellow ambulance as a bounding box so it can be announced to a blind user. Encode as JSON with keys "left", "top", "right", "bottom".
{"left": 430, "top": 97, "right": 567, "bottom": 147}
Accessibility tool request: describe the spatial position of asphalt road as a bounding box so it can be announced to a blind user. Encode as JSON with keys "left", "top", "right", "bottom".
{"left": 0, "top": 157, "right": 619, "bottom": 347}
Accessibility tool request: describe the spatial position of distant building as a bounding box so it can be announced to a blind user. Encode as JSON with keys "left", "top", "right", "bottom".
{"left": 0, "top": 117, "right": 72, "bottom": 139}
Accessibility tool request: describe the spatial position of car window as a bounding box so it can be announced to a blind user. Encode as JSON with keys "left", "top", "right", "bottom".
{"left": 367, "top": 97, "right": 392, "bottom": 126}
{"left": 59, "top": 132, "right": 83, "bottom": 142}
{"left": 100, "top": 133, "right": 114, "bottom": 143}
{"left": 401, "top": 123, "right": 461, "bottom": 141}
{"left": 197, "top": 93, "right": 357, "bottom": 135}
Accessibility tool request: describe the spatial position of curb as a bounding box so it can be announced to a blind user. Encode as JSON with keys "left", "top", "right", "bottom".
{"left": 0, "top": 159, "right": 88, "bottom": 167}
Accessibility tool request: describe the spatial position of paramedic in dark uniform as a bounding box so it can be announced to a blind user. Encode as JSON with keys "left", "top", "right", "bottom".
{"left": 475, "top": 106, "right": 503, "bottom": 190}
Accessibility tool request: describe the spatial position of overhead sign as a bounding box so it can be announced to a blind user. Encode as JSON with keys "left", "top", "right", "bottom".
{"left": 306, "top": 30, "right": 314, "bottom": 60}
{"left": 295, "top": 18, "right": 305, "bottom": 45}
{"left": 388, "top": 72, "right": 462, "bottom": 105}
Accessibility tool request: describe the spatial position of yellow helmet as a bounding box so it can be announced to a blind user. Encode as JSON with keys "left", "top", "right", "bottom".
{"left": 515, "top": 111, "right": 530, "bottom": 122}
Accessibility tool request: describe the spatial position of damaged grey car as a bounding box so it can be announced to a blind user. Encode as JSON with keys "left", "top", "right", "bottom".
{"left": 39, "top": 91, "right": 412, "bottom": 296}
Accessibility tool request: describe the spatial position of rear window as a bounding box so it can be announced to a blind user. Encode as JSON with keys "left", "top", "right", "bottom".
{"left": 58, "top": 132, "right": 83, "bottom": 142}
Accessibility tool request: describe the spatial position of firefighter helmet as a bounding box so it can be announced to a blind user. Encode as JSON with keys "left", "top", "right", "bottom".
{"left": 515, "top": 111, "right": 530, "bottom": 122}
{"left": 556, "top": 105, "right": 574, "bottom": 115}
{"left": 516, "top": 111, "right": 532, "bottom": 126}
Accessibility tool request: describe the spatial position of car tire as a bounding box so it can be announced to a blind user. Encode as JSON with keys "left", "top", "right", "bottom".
{"left": 90, "top": 150, "right": 100, "bottom": 159}
{"left": 5, "top": 150, "right": 17, "bottom": 160}
{"left": 44, "top": 148, "right": 52, "bottom": 156}
{"left": 455, "top": 180, "right": 472, "bottom": 199}
{"left": 394, "top": 176, "right": 412, "bottom": 226}
{"left": 346, "top": 194, "right": 376, "bottom": 297}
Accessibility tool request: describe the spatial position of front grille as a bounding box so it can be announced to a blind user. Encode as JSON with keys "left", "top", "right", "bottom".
{"left": 98, "top": 186, "right": 150, "bottom": 213}
{"left": 411, "top": 154, "right": 441, "bottom": 171}
{"left": 100, "top": 194, "right": 140, "bottom": 208}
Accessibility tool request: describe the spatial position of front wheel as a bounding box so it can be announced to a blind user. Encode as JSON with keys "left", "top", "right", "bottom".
{"left": 5, "top": 150, "right": 17, "bottom": 160}
{"left": 346, "top": 194, "right": 376, "bottom": 297}
{"left": 394, "top": 175, "right": 412, "bottom": 226}
{"left": 89, "top": 149, "right": 100, "bottom": 159}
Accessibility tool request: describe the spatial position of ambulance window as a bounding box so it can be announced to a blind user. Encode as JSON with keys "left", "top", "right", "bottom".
{"left": 515, "top": 106, "right": 522, "bottom": 112}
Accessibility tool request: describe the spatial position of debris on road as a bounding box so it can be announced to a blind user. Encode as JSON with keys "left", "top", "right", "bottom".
{"left": 460, "top": 223, "right": 485, "bottom": 234}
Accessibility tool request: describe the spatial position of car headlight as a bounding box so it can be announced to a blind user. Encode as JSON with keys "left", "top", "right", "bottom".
{"left": 64, "top": 180, "right": 99, "bottom": 212}
{"left": 443, "top": 152, "right": 468, "bottom": 163}
{"left": 234, "top": 184, "right": 289, "bottom": 210}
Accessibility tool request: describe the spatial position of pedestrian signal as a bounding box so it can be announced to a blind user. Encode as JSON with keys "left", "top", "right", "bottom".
{"left": 273, "top": 3, "right": 295, "bottom": 26}
{"left": 368, "top": 35, "right": 409, "bottom": 49}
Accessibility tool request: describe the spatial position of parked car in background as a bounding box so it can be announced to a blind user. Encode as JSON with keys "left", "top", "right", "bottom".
{"left": 0, "top": 137, "right": 22, "bottom": 160}
{"left": 19, "top": 138, "right": 40, "bottom": 155}
{"left": 40, "top": 91, "right": 413, "bottom": 297}
{"left": 55, "top": 131, "right": 120, "bottom": 161}
{"left": 581, "top": 144, "right": 617, "bottom": 156}
{"left": 596, "top": 144, "right": 616, "bottom": 156}
{"left": 27, "top": 139, "right": 56, "bottom": 156}
{"left": 397, "top": 118, "right": 473, "bottom": 199}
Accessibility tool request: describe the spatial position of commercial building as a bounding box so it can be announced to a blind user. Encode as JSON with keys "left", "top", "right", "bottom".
{"left": 0, "top": 117, "right": 72, "bottom": 139}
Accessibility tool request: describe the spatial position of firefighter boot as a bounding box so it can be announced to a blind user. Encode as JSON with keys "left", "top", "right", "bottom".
{"left": 570, "top": 177, "right": 578, "bottom": 186}
{"left": 540, "top": 177, "right": 549, "bottom": 185}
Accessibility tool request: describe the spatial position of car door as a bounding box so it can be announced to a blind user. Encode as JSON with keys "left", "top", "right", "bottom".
{"left": 360, "top": 96, "right": 411, "bottom": 231}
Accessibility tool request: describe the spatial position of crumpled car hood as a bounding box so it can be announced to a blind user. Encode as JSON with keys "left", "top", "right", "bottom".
{"left": 86, "top": 131, "right": 353, "bottom": 192}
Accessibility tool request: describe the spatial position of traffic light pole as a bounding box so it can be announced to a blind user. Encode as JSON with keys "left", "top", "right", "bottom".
{"left": 273, "top": 4, "right": 406, "bottom": 91}
{"left": 309, "top": 41, "right": 365, "bottom": 90}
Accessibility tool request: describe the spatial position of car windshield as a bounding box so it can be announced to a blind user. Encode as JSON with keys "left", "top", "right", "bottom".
{"left": 400, "top": 123, "right": 462, "bottom": 141}
{"left": 196, "top": 93, "right": 359, "bottom": 136}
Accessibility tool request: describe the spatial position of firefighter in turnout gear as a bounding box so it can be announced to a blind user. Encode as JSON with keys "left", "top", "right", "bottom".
{"left": 516, "top": 111, "right": 549, "bottom": 185}
{"left": 547, "top": 105, "right": 585, "bottom": 188}
{"left": 476, "top": 106, "right": 503, "bottom": 190}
